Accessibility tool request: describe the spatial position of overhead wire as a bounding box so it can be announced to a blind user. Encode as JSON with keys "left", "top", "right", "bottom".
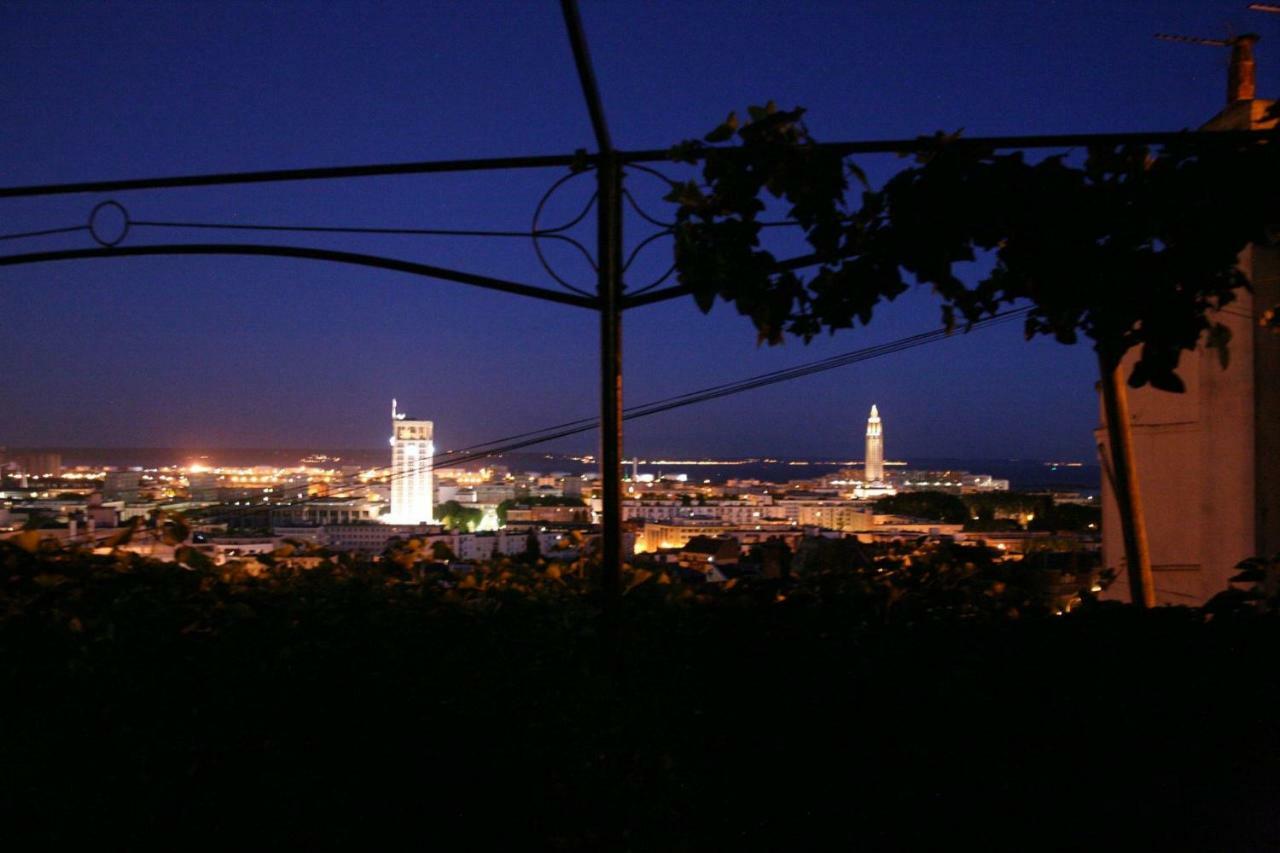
{"left": 0, "top": 225, "right": 88, "bottom": 241}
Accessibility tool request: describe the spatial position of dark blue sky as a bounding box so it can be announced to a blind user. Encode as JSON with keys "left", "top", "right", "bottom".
{"left": 0, "top": 0, "right": 1270, "bottom": 460}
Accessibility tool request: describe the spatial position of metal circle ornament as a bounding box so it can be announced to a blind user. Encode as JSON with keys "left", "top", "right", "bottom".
{"left": 88, "top": 200, "right": 130, "bottom": 247}
{"left": 530, "top": 164, "right": 683, "bottom": 296}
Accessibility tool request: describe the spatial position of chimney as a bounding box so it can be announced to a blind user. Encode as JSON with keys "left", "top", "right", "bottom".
{"left": 1229, "top": 34, "right": 1261, "bottom": 103}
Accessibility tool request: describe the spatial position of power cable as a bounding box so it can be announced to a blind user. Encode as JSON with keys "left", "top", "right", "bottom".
{"left": 0, "top": 225, "right": 87, "bottom": 241}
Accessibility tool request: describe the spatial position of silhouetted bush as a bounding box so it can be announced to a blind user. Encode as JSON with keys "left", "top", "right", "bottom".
{"left": 2, "top": 540, "right": 1277, "bottom": 850}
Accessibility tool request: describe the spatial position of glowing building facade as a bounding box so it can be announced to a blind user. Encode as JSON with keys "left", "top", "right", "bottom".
{"left": 386, "top": 399, "right": 434, "bottom": 524}
{"left": 864, "top": 404, "right": 884, "bottom": 483}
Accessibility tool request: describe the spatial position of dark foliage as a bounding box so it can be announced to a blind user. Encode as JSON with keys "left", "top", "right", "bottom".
{"left": 1028, "top": 499, "right": 1101, "bottom": 532}
{"left": 435, "top": 498, "right": 484, "bottom": 531}
{"left": 669, "top": 105, "right": 1280, "bottom": 390}
{"left": 3, "top": 540, "right": 1278, "bottom": 849}
{"left": 960, "top": 491, "right": 1101, "bottom": 532}
{"left": 874, "top": 489, "right": 970, "bottom": 523}
{"left": 496, "top": 495, "right": 587, "bottom": 525}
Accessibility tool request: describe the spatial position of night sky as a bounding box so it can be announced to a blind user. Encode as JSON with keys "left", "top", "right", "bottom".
{"left": 0, "top": 0, "right": 1270, "bottom": 461}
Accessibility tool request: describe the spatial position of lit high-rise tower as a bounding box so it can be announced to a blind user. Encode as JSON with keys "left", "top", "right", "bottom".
{"left": 864, "top": 404, "right": 884, "bottom": 483}
{"left": 386, "top": 398, "right": 434, "bottom": 524}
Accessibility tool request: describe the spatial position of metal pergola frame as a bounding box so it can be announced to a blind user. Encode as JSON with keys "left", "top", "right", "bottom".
{"left": 3, "top": 0, "right": 1278, "bottom": 600}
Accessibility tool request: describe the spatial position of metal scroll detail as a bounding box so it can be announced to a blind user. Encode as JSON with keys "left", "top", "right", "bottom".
{"left": 530, "top": 169, "right": 600, "bottom": 298}
{"left": 0, "top": 163, "right": 686, "bottom": 301}
{"left": 530, "top": 163, "right": 679, "bottom": 296}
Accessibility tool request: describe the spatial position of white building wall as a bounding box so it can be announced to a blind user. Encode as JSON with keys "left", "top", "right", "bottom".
{"left": 387, "top": 400, "right": 434, "bottom": 524}
{"left": 1099, "top": 100, "right": 1280, "bottom": 605}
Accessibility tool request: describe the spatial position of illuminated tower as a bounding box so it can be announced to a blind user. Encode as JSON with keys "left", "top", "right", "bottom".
{"left": 864, "top": 404, "right": 884, "bottom": 483}
{"left": 387, "top": 398, "right": 434, "bottom": 524}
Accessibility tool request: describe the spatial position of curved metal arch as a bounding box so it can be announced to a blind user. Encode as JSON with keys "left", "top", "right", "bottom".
{"left": 0, "top": 243, "right": 600, "bottom": 310}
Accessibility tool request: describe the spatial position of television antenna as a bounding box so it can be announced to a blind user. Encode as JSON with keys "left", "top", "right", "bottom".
{"left": 1154, "top": 33, "right": 1232, "bottom": 47}
{"left": 1154, "top": 31, "right": 1260, "bottom": 101}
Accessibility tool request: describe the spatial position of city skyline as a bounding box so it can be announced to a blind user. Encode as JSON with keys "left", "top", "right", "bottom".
{"left": 4, "top": 6, "right": 1275, "bottom": 845}
{"left": 0, "top": 408, "right": 1099, "bottom": 469}
{"left": 0, "top": 0, "right": 1263, "bottom": 461}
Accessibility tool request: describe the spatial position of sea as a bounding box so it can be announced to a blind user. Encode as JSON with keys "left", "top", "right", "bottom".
{"left": 20, "top": 448, "right": 1101, "bottom": 494}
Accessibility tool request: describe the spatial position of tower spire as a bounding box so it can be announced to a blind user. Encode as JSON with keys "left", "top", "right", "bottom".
{"left": 865, "top": 404, "right": 884, "bottom": 483}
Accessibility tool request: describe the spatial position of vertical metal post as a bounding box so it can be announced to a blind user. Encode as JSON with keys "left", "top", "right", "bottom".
{"left": 598, "top": 153, "right": 624, "bottom": 602}
{"left": 560, "top": 0, "right": 622, "bottom": 603}
{"left": 1099, "top": 353, "right": 1156, "bottom": 607}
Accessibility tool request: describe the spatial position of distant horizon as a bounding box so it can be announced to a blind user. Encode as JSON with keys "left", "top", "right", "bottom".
{"left": 2, "top": 446, "right": 1100, "bottom": 491}
{"left": 1, "top": 445, "right": 1098, "bottom": 464}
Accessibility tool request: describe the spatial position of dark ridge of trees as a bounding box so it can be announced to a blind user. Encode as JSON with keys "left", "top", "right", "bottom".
{"left": 873, "top": 490, "right": 969, "bottom": 523}
{"left": 435, "top": 499, "right": 484, "bottom": 532}
{"left": 873, "top": 490, "right": 1101, "bottom": 532}
{"left": 1, "top": 539, "right": 1276, "bottom": 849}
{"left": 496, "top": 495, "right": 587, "bottom": 524}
